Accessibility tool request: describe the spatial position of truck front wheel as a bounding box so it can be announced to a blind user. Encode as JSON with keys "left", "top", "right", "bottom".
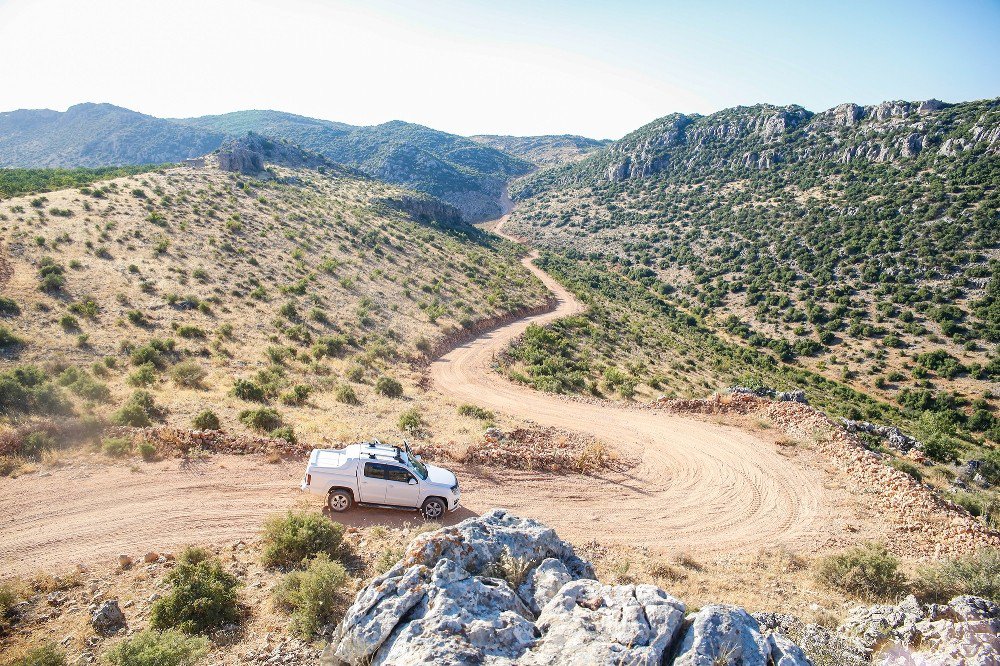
{"left": 421, "top": 497, "right": 446, "bottom": 520}
{"left": 328, "top": 489, "right": 353, "bottom": 513}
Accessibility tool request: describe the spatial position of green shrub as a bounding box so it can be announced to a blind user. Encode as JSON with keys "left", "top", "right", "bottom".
{"left": 231, "top": 378, "right": 266, "bottom": 402}
{"left": 192, "top": 410, "right": 220, "bottom": 431}
{"left": 130, "top": 339, "right": 174, "bottom": 368}
{"left": 102, "top": 436, "right": 133, "bottom": 457}
{"left": 912, "top": 548, "right": 1000, "bottom": 603}
{"left": 374, "top": 376, "right": 403, "bottom": 398}
{"left": 261, "top": 511, "right": 345, "bottom": 568}
{"left": 458, "top": 404, "right": 494, "bottom": 421}
{"left": 239, "top": 407, "right": 281, "bottom": 432}
{"left": 269, "top": 426, "right": 297, "bottom": 444}
{"left": 816, "top": 542, "right": 905, "bottom": 600}
{"left": 0, "top": 296, "right": 20, "bottom": 316}
{"left": 126, "top": 310, "right": 147, "bottom": 326}
{"left": 889, "top": 458, "right": 923, "bottom": 482}
{"left": 373, "top": 547, "right": 404, "bottom": 576}
{"left": 150, "top": 547, "right": 240, "bottom": 634}
{"left": 272, "top": 554, "right": 347, "bottom": 637}
{"left": 57, "top": 367, "right": 111, "bottom": 402}
{"left": 312, "top": 335, "right": 347, "bottom": 359}
{"left": 38, "top": 257, "right": 66, "bottom": 292}
{"left": 0, "top": 366, "right": 71, "bottom": 416}
{"left": 398, "top": 407, "right": 423, "bottom": 433}
{"left": 335, "top": 384, "right": 358, "bottom": 405}
{"left": 112, "top": 390, "right": 165, "bottom": 427}
{"left": 0, "top": 325, "right": 24, "bottom": 350}
{"left": 344, "top": 364, "right": 364, "bottom": 383}
{"left": 280, "top": 384, "right": 311, "bottom": 406}
{"left": 137, "top": 441, "right": 158, "bottom": 461}
{"left": 59, "top": 314, "right": 80, "bottom": 332}
{"left": 1, "top": 581, "right": 26, "bottom": 632}
{"left": 170, "top": 361, "right": 207, "bottom": 388}
{"left": 8, "top": 643, "right": 66, "bottom": 666}
{"left": 103, "top": 629, "right": 209, "bottom": 666}
{"left": 175, "top": 325, "right": 205, "bottom": 339}
{"left": 128, "top": 363, "right": 158, "bottom": 387}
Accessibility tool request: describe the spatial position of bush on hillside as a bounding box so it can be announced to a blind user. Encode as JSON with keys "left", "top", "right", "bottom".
{"left": 231, "top": 378, "right": 266, "bottom": 402}
{"left": 103, "top": 629, "right": 209, "bottom": 666}
{"left": 192, "top": 410, "right": 220, "bottom": 431}
{"left": 334, "top": 384, "right": 358, "bottom": 405}
{"left": 239, "top": 407, "right": 281, "bottom": 432}
{"left": 112, "top": 390, "right": 165, "bottom": 427}
{"left": 374, "top": 376, "right": 403, "bottom": 398}
{"left": 815, "top": 542, "right": 905, "bottom": 600}
{"left": 150, "top": 547, "right": 240, "bottom": 634}
{"left": 7, "top": 644, "right": 66, "bottom": 666}
{"left": 268, "top": 426, "right": 297, "bottom": 444}
{"left": 261, "top": 511, "right": 345, "bottom": 569}
{"left": 912, "top": 548, "right": 1000, "bottom": 603}
{"left": 102, "top": 436, "right": 132, "bottom": 458}
{"left": 398, "top": 407, "right": 423, "bottom": 434}
{"left": 170, "top": 361, "right": 207, "bottom": 388}
{"left": 272, "top": 554, "right": 347, "bottom": 638}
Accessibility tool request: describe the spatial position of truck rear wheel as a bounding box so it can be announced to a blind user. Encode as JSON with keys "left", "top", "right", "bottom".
{"left": 328, "top": 489, "right": 352, "bottom": 513}
{"left": 421, "top": 497, "right": 446, "bottom": 520}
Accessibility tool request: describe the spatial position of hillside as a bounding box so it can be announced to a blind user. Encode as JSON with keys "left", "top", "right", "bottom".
{"left": 469, "top": 134, "right": 612, "bottom": 168}
{"left": 0, "top": 149, "right": 549, "bottom": 450}
{"left": 0, "top": 105, "right": 535, "bottom": 221}
{"left": 499, "top": 98, "right": 1000, "bottom": 512}
{"left": 0, "top": 103, "right": 225, "bottom": 168}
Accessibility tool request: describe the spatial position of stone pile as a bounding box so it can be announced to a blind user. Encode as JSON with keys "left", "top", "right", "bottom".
{"left": 841, "top": 419, "right": 923, "bottom": 453}
{"left": 322, "top": 510, "right": 811, "bottom": 666}
{"left": 839, "top": 595, "right": 1000, "bottom": 665}
{"left": 105, "top": 425, "right": 311, "bottom": 457}
{"left": 655, "top": 394, "right": 1000, "bottom": 557}
{"left": 730, "top": 386, "right": 808, "bottom": 404}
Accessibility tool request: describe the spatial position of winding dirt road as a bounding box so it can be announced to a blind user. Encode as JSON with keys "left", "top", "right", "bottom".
{"left": 0, "top": 211, "right": 867, "bottom": 579}
{"left": 428, "top": 216, "right": 854, "bottom": 554}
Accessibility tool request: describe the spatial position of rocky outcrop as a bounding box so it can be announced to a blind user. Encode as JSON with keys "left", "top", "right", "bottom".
{"left": 729, "top": 385, "right": 808, "bottom": 404}
{"left": 838, "top": 595, "right": 1000, "bottom": 665}
{"left": 214, "top": 132, "right": 343, "bottom": 176}
{"left": 841, "top": 419, "right": 922, "bottom": 453}
{"left": 375, "top": 193, "right": 464, "bottom": 226}
{"left": 323, "top": 510, "right": 807, "bottom": 665}
{"left": 90, "top": 599, "right": 126, "bottom": 636}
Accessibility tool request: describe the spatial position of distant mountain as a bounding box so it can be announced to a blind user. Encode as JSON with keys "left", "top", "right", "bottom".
{"left": 0, "top": 105, "right": 537, "bottom": 220}
{"left": 177, "top": 110, "right": 355, "bottom": 155}
{"left": 185, "top": 114, "right": 534, "bottom": 219}
{"left": 469, "top": 134, "right": 612, "bottom": 168}
{"left": 0, "top": 103, "right": 225, "bottom": 168}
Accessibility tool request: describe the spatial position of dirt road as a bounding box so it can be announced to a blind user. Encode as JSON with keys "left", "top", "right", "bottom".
{"left": 0, "top": 212, "right": 869, "bottom": 578}
{"left": 428, "top": 215, "right": 860, "bottom": 555}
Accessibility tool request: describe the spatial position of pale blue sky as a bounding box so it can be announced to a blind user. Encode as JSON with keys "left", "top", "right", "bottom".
{"left": 0, "top": 0, "right": 997, "bottom": 138}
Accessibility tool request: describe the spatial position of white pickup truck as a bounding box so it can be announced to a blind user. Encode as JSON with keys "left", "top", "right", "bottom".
{"left": 300, "top": 441, "right": 460, "bottom": 519}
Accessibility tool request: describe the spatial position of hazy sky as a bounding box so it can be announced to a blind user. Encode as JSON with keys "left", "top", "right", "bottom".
{"left": 1, "top": 0, "right": 997, "bottom": 138}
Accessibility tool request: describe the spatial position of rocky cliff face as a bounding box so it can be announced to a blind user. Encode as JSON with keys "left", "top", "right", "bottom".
{"left": 323, "top": 511, "right": 1000, "bottom": 666}
{"left": 521, "top": 98, "right": 1000, "bottom": 194}
{"left": 322, "top": 510, "right": 811, "bottom": 666}
{"left": 214, "top": 132, "right": 344, "bottom": 176}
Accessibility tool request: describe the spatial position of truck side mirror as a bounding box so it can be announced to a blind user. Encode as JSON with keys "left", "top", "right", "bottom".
{"left": 408, "top": 478, "right": 417, "bottom": 485}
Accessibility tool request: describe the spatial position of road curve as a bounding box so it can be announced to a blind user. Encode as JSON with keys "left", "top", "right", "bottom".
{"left": 429, "top": 214, "right": 840, "bottom": 554}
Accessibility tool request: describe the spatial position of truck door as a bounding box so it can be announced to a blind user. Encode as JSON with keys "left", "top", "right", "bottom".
{"left": 383, "top": 464, "right": 420, "bottom": 507}
{"left": 359, "top": 462, "right": 388, "bottom": 503}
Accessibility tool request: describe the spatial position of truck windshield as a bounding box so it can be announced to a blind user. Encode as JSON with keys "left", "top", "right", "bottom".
{"left": 408, "top": 455, "right": 428, "bottom": 480}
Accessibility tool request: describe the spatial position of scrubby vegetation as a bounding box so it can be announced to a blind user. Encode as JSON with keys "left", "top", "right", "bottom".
{"left": 271, "top": 553, "right": 347, "bottom": 637}
{"left": 260, "top": 511, "right": 345, "bottom": 569}
{"left": 815, "top": 542, "right": 906, "bottom": 600}
{"left": 149, "top": 547, "right": 240, "bottom": 634}
{"left": 103, "top": 629, "right": 209, "bottom": 666}
{"left": 912, "top": 548, "right": 1000, "bottom": 603}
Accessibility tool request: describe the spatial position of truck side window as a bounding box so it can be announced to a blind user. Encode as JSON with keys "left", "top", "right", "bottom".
{"left": 364, "top": 462, "right": 384, "bottom": 479}
{"left": 384, "top": 466, "right": 412, "bottom": 483}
